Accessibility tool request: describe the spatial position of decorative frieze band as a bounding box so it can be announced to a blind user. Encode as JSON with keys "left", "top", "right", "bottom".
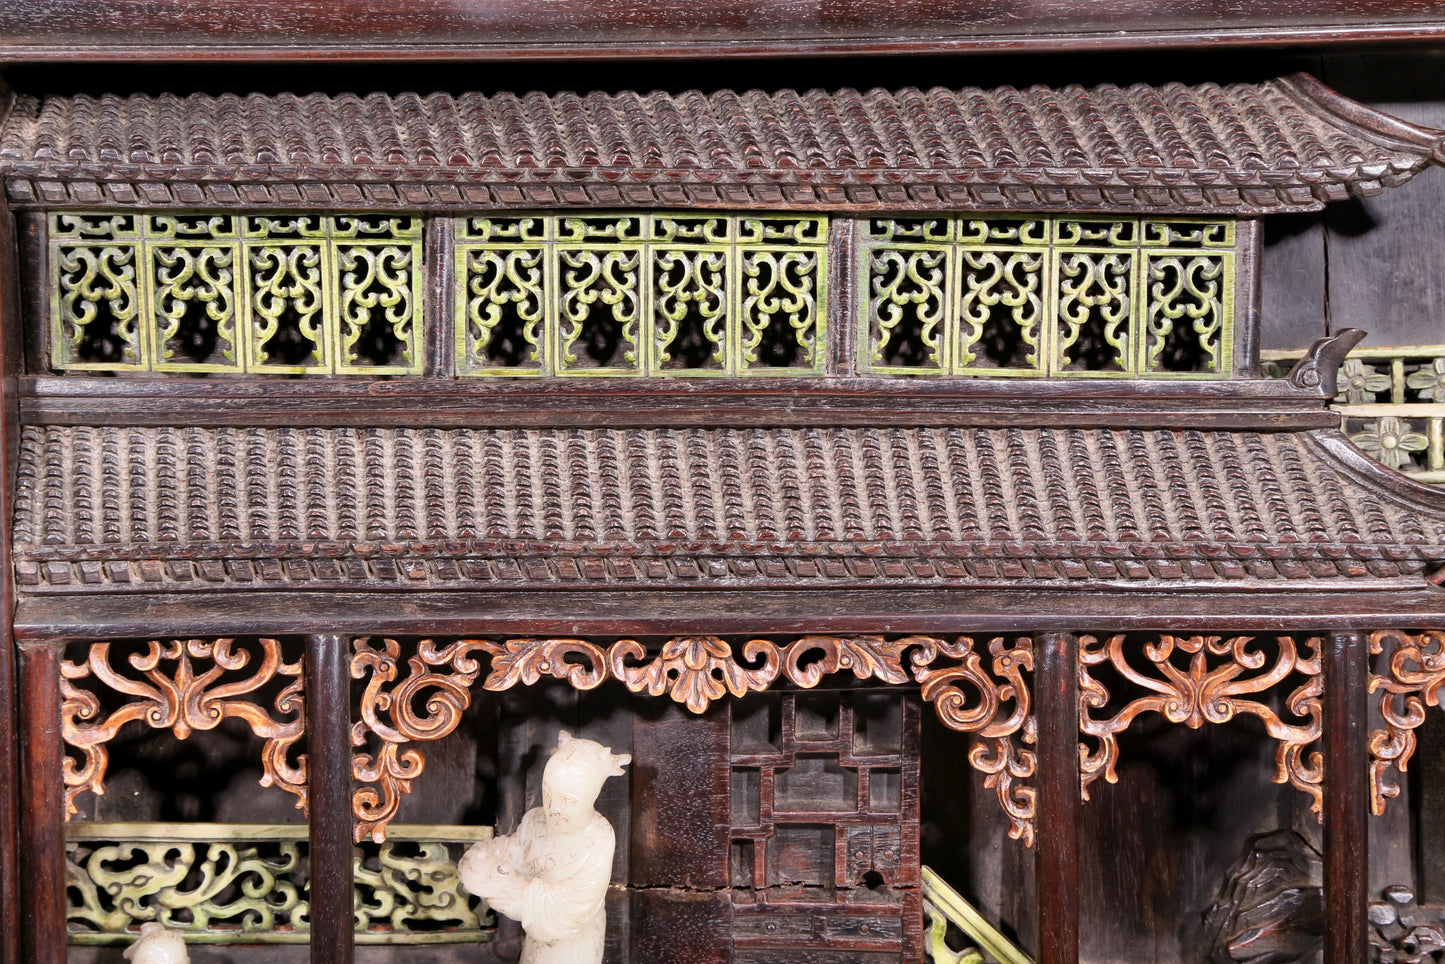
{"left": 52, "top": 631, "right": 1443, "bottom": 848}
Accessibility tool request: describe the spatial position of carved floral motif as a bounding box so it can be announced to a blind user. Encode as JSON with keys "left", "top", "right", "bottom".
{"left": 1368, "top": 629, "right": 1445, "bottom": 815}
{"left": 609, "top": 636, "right": 780, "bottom": 714}
{"left": 60, "top": 638, "right": 307, "bottom": 818}
{"left": 1079, "top": 634, "right": 1323, "bottom": 815}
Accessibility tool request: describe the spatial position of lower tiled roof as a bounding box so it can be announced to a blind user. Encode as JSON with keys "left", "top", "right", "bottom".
{"left": 13, "top": 425, "right": 1444, "bottom": 593}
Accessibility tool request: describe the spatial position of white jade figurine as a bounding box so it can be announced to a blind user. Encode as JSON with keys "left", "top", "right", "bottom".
{"left": 123, "top": 923, "right": 188, "bottom": 964}
{"left": 459, "top": 730, "right": 631, "bottom": 964}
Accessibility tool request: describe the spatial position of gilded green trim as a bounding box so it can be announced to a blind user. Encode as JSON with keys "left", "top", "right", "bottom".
{"left": 455, "top": 212, "right": 828, "bottom": 377}
{"left": 860, "top": 216, "right": 1235, "bottom": 379}
{"left": 50, "top": 213, "right": 423, "bottom": 375}
{"left": 64, "top": 822, "right": 493, "bottom": 946}
{"left": 921, "top": 865, "right": 1032, "bottom": 964}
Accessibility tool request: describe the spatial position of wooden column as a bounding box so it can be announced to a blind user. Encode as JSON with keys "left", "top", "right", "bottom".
{"left": 1035, "top": 631, "right": 1080, "bottom": 964}
{"left": 0, "top": 202, "right": 27, "bottom": 964}
{"left": 18, "top": 643, "right": 66, "bottom": 964}
{"left": 1323, "top": 630, "right": 1368, "bottom": 964}
{"left": 305, "top": 634, "right": 355, "bottom": 964}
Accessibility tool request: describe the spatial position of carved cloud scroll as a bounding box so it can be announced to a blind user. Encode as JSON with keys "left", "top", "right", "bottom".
{"left": 60, "top": 637, "right": 307, "bottom": 818}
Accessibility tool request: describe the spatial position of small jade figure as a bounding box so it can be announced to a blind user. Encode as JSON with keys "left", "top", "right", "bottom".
{"left": 459, "top": 731, "right": 631, "bottom": 964}
{"left": 123, "top": 922, "right": 188, "bottom": 964}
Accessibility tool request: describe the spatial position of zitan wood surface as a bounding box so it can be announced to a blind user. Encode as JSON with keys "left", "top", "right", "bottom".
{"left": 1324, "top": 631, "right": 1370, "bottom": 964}
{"left": 16, "top": 588, "right": 1445, "bottom": 642}
{"left": 306, "top": 634, "right": 355, "bottom": 964}
{"left": 14, "top": 426, "right": 1442, "bottom": 598}
{"left": 18, "top": 644, "right": 64, "bottom": 964}
{"left": 1035, "top": 632, "right": 1079, "bottom": 964}
{"left": 2, "top": 75, "right": 1439, "bottom": 214}
{"left": 0, "top": 200, "right": 23, "bottom": 964}
{"left": 16, "top": 379, "right": 1345, "bottom": 430}
{"left": 4, "top": 1, "right": 1445, "bottom": 60}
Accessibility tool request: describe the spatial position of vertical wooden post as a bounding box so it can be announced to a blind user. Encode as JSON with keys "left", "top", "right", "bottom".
{"left": 1035, "top": 631, "right": 1080, "bottom": 964}
{"left": 305, "top": 634, "right": 355, "bottom": 964}
{"left": 0, "top": 202, "right": 28, "bottom": 964}
{"left": 1323, "top": 630, "right": 1368, "bottom": 964}
{"left": 18, "top": 643, "right": 66, "bottom": 964}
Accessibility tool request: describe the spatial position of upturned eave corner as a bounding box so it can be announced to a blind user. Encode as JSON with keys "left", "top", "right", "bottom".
{"left": 1281, "top": 71, "right": 1445, "bottom": 170}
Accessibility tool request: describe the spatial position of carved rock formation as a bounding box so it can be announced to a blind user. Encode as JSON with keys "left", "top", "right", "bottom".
{"left": 1203, "top": 829, "right": 1323, "bottom": 964}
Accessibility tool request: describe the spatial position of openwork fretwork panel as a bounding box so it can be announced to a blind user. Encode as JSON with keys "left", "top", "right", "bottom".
{"left": 1368, "top": 629, "right": 1445, "bottom": 814}
{"left": 60, "top": 638, "right": 308, "bottom": 819}
{"left": 455, "top": 213, "right": 828, "bottom": 376}
{"left": 50, "top": 213, "right": 423, "bottom": 374}
{"left": 1078, "top": 633, "right": 1323, "bottom": 816}
{"left": 861, "top": 217, "right": 1235, "bottom": 378}
{"left": 65, "top": 822, "right": 494, "bottom": 945}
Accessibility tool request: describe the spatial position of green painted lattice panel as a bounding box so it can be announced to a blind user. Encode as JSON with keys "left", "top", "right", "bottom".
{"left": 455, "top": 213, "right": 829, "bottom": 377}
{"left": 65, "top": 822, "right": 494, "bottom": 945}
{"left": 860, "top": 216, "right": 1235, "bottom": 379}
{"left": 50, "top": 213, "right": 424, "bottom": 375}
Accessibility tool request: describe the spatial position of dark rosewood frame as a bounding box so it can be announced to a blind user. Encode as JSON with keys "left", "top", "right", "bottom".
{"left": 2, "top": 17, "right": 1443, "bottom": 964}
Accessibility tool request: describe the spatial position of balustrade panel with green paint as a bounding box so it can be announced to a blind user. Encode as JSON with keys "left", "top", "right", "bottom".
{"left": 860, "top": 216, "right": 1235, "bottom": 378}
{"left": 455, "top": 212, "right": 828, "bottom": 377}
{"left": 50, "top": 213, "right": 424, "bottom": 374}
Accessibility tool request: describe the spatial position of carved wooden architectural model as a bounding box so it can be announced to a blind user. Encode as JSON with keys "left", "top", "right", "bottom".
{"left": 1, "top": 12, "right": 1444, "bottom": 964}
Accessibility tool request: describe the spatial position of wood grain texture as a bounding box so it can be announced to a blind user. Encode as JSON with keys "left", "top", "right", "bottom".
{"left": 1323, "top": 631, "right": 1368, "bottom": 964}
{"left": 304, "top": 634, "right": 355, "bottom": 964}
{"left": 0, "top": 201, "right": 23, "bottom": 964}
{"left": 1322, "top": 55, "right": 1445, "bottom": 349}
{"left": 4, "top": 1, "right": 1445, "bottom": 59}
{"left": 17, "top": 644, "right": 65, "bottom": 964}
{"left": 1034, "top": 632, "right": 1079, "bottom": 964}
{"left": 16, "top": 588, "right": 1445, "bottom": 642}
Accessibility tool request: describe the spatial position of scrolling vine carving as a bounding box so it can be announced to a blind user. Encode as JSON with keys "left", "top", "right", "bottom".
{"left": 349, "top": 633, "right": 1035, "bottom": 842}
{"left": 1368, "top": 629, "right": 1445, "bottom": 815}
{"left": 1078, "top": 633, "right": 1323, "bottom": 816}
{"left": 913, "top": 635, "right": 1037, "bottom": 846}
{"left": 60, "top": 638, "right": 307, "bottom": 818}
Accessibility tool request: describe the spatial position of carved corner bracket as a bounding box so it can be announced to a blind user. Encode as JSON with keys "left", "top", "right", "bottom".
{"left": 348, "top": 633, "right": 1036, "bottom": 842}
{"left": 1368, "top": 629, "right": 1445, "bottom": 815}
{"left": 60, "top": 638, "right": 308, "bottom": 818}
{"left": 1078, "top": 633, "right": 1324, "bottom": 817}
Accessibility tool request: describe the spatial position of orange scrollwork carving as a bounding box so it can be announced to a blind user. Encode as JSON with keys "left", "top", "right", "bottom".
{"left": 60, "top": 638, "right": 306, "bottom": 819}
{"left": 608, "top": 636, "right": 781, "bottom": 714}
{"left": 350, "top": 636, "right": 608, "bottom": 841}
{"left": 1079, "top": 633, "right": 1323, "bottom": 816}
{"left": 1368, "top": 629, "right": 1445, "bottom": 815}
{"left": 912, "top": 635, "right": 1036, "bottom": 847}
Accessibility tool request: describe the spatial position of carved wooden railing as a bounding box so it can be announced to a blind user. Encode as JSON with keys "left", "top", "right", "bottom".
{"left": 1264, "top": 344, "right": 1445, "bottom": 484}
{"left": 64, "top": 821, "right": 493, "bottom": 945}
{"left": 921, "top": 865, "right": 1032, "bottom": 964}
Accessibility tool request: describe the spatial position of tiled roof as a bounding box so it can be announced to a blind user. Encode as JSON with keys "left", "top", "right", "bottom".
{"left": 14, "top": 425, "right": 1445, "bottom": 594}
{"left": 2, "top": 74, "right": 1440, "bottom": 212}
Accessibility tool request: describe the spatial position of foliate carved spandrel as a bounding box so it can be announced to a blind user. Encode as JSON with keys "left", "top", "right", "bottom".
{"left": 1368, "top": 629, "right": 1445, "bottom": 815}
{"left": 351, "top": 637, "right": 493, "bottom": 843}
{"left": 60, "top": 638, "right": 307, "bottom": 818}
{"left": 481, "top": 638, "right": 608, "bottom": 692}
{"left": 609, "top": 636, "right": 781, "bottom": 714}
{"left": 912, "top": 635, "right": 1036, "bottom": 847}
{"left": 350, "top": 633, "right": 1035, "bottom": 841}
{"left": 1079, "top": 634, "right": 1323, "bottom": 816}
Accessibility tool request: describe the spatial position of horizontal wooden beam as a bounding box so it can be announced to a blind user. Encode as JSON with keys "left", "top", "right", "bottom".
{"left": 2, "top": 2, "right": 1445, "bottom": 61}
{"left": 18, "top": 377, "right": 1339, "bottom": 431}
{"left": 14, "top": 588, "right": 1445, "bottom": 640}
